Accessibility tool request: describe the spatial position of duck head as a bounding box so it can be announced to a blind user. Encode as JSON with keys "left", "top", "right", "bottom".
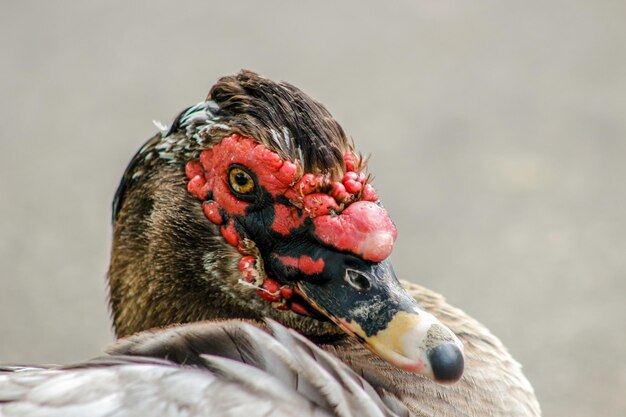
{"left": 109, "top": 70, "right": 464, "bottom": 383}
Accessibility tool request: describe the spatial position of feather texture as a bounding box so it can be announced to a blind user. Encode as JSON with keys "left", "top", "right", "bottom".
{"left": 0, "top": 321, "right": 396, "bottom": 417}
{"left": 0, "top": 283, "right": 540, "bottom": 417}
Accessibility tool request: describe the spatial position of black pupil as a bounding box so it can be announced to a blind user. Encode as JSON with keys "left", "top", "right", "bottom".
{"left": 234, "top": 172, "right": 249, "bottom": 186}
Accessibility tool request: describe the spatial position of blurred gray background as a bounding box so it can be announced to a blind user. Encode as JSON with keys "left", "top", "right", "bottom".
{"left": 1, "top": 1, "right": 624, "bottom": 416}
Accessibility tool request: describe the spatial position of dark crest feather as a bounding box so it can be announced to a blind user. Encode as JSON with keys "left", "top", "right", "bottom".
{"left": 209, "top": 70, "right": 349, "bottom": 176}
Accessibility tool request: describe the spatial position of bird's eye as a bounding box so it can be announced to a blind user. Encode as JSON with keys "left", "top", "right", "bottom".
{"left": 228, "top": 165, "right": 256, "bottom": 196}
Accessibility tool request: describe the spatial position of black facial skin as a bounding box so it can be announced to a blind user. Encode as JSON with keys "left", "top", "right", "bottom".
{"left": 218, "top": 170, "right": 422, "bottom": 338}
{"left": 296, "top": 260, "right": 419, "bottom": 337}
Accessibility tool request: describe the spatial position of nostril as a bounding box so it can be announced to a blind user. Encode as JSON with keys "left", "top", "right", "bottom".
{"left": 428, "top": 343, "right": 464, "bottom": 383}
{"left": 344, "top": 268, "right": 372, "bottom": 292}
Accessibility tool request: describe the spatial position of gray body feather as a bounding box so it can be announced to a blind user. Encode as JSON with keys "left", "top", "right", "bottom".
{"left": 0, "top": 321, "right": 396, "bottom": 417}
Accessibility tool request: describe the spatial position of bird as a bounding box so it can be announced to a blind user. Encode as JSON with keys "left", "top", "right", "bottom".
{"left": 0, "top": 70, "right": 541, "bottom": 417}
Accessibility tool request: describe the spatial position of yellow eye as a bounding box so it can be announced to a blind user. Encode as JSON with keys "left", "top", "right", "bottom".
{"left": 228, "top": 165, "right": 255, "bottom": 195}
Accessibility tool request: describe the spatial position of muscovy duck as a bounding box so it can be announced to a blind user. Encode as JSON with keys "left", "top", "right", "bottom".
{"left": 0, "top": 71, "right": 541, "bottom": 417}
